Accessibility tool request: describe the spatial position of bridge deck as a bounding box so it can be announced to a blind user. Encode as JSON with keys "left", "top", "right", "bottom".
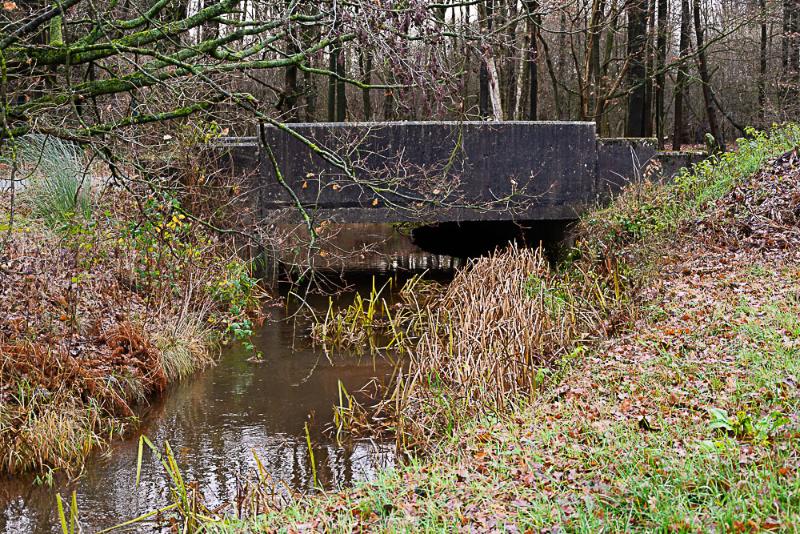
{"left": 223, "top": 122, "right": 697, "bottom": 223}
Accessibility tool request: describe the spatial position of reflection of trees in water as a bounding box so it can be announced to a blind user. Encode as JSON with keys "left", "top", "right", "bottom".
{"left": 277, "top": 223, "right": 464, "bottom": 274}
{"left": 0, "top": 407, "right": 396, "bottom": 532}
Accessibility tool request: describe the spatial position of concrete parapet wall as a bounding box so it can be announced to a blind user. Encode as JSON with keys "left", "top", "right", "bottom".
{"left": 222, "top": 122, "right": 705, "bottom": 224}
{"left": 251, "top": 121, "right": 598, "bottom": 222}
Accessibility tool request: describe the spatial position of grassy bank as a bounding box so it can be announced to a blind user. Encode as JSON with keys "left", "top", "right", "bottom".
{"left": 191, "top": 124, "right": 800, "bottom": 531}
{"left": 0, "top": 136, "right": 264, "bottom": 478}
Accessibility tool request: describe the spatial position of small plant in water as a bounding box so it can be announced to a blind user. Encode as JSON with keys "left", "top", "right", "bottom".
{"left": 55, "top": 491, "right": 80, "bottom": 534}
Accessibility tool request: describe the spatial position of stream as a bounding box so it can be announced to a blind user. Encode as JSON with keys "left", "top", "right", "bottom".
{"left": 0, "top": 224, "right": 463, "bottom": 533}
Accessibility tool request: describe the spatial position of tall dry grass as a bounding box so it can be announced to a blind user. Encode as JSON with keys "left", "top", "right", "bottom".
{"left": 385, "top": 245, "right": 615, "bottom": 443}
{"left": 415, "top": 247, "right": 592, "bottom": 402}
{"left": 321, "top": 244, "right": 625, "bottom": 447}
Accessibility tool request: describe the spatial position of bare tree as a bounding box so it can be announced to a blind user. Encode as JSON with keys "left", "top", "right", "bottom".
{"left": 625, "top": 0, "right": 650, "bottom": 137}
{"left": 693, "top": 0, "right": 723, "bottom": 149}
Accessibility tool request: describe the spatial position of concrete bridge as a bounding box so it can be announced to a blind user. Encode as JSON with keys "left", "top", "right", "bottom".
{"left": 223, "top": 121, "right": 700, "bottom": 223}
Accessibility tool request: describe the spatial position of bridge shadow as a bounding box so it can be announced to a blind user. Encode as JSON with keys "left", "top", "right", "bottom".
{"left": 410, "top": 220, "right": 572, "bottom": 262}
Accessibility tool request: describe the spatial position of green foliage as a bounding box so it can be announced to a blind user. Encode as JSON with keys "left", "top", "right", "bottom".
{"left": 707, "top": 408, "right": 790, "bottom": 445}
{"left": 524, "top": 273, "right": 573, "bottom": 316}
{"left": 121, "top": 194, "right": 196, "bottom": 292}
{"left": 207, "top": 260, "right": 261, "bottom": 313}
{"left": 208, "top": 260, "right": 262, "bottom": 354}
{"left": 18, "top": 134, "right": 92, "bottom": 229}
{"left": 55, "top": 491, "right": 79, "bottom": 534}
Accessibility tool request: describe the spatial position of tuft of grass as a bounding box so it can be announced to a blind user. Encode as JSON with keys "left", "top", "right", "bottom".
{"left": 17, "top": 134, "right": 92, "bottom": 228}
{"left": 0, "top": 372, "right": 119, "bottom": 477}
{"left": 312, "top": 276, "right": 397, "bottom": 352}
{"left": 396, "top": 245, "right": 606, "bottom": 439}
{"left": 153, "top": 313, "right": 216, "bottom": 382}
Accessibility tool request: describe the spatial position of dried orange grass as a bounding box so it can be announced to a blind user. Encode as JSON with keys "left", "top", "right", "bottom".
{"left": 385, "top": 244, "right": 608, "bottom": 444}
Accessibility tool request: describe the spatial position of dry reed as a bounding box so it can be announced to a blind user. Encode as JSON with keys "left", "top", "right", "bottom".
{"left": 317, "top": 244, "right": 623, "bottom": 448}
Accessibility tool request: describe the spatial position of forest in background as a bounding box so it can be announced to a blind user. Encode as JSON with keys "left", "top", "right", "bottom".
{"left": 1, "top": 0, "right": 798, "bottom": 155}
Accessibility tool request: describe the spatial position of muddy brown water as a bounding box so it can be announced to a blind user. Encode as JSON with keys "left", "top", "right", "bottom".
{"left": 0, "top": 224, "right": 464, "bottom": 533}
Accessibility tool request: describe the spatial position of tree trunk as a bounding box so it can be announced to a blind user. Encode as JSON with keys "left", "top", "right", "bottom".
{"left": 280, "top": 26, "right": 300, "bottom": 122}
{"left": 673, "top": 0, "right": 691, "bottom": 150}
{"left": 503, "top": 2, "right": 519, "bottom": 119}
{"left": 359, "top": 50, "right": 372, "bottom": 120}
{"left": 693, "top": 0, "right": 723, "bottom": 151}
{"left": 538, "top": 30, "right": 561, "bottom": 120}
{"left": 486, "top": 55, "right": 504, "bottom": 120}
{"left": 302, "top": 23, "right": 318, "bottom": 122}
{"left": 642, "top": 0, "right": 656, "bottom": 137}
{"left": 625, "top": 0, "right": 649, "bottom": 137}
{"left": 327, "top": 46, "right": 337, "bottom": 122}
{"left": 557, "top": 8, "right": 567, "bottom": 118}
{"left": 783, "top": 0, "right": 800, "bottom": 108}
{"left": 336, "top": 47, "right": 347, "bottom": 122}
{"left": 759, "top": 0, "right": 768, "bottom": 123}
{"left": 383, "top": 72, "right": 397, "bottom": 121}
{"left": 525, "top": 0, "right": 540, "bottom": 120}
{"left": 479, "top": 55, "right": 489, "bottom": 118}
{"left": 282, "top": 62, "right": 299, "bottom": 122}
{"left": 790, "top": 0, "right": 800, "bottom": 108}
{"left": 585, "top": 0, "right": 605, "bottom": 121}
{"left": 478, "top": 0, "right": 494, "bottom": 118}
{"left": 303, "top": 68, "right": 317, "bottom": 122}
{"left": 655, "top": 0, "right": 668, "bottom": 147}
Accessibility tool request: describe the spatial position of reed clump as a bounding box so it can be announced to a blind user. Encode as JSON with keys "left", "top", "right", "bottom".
{"left": 385, "top": 244, "right": 622, "bottom": 444}
{"left": 416, "top": 247, "right": 595, "bottom": 401}
{"left": 312, "top": 274, "right": 443, "bottom": 354}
